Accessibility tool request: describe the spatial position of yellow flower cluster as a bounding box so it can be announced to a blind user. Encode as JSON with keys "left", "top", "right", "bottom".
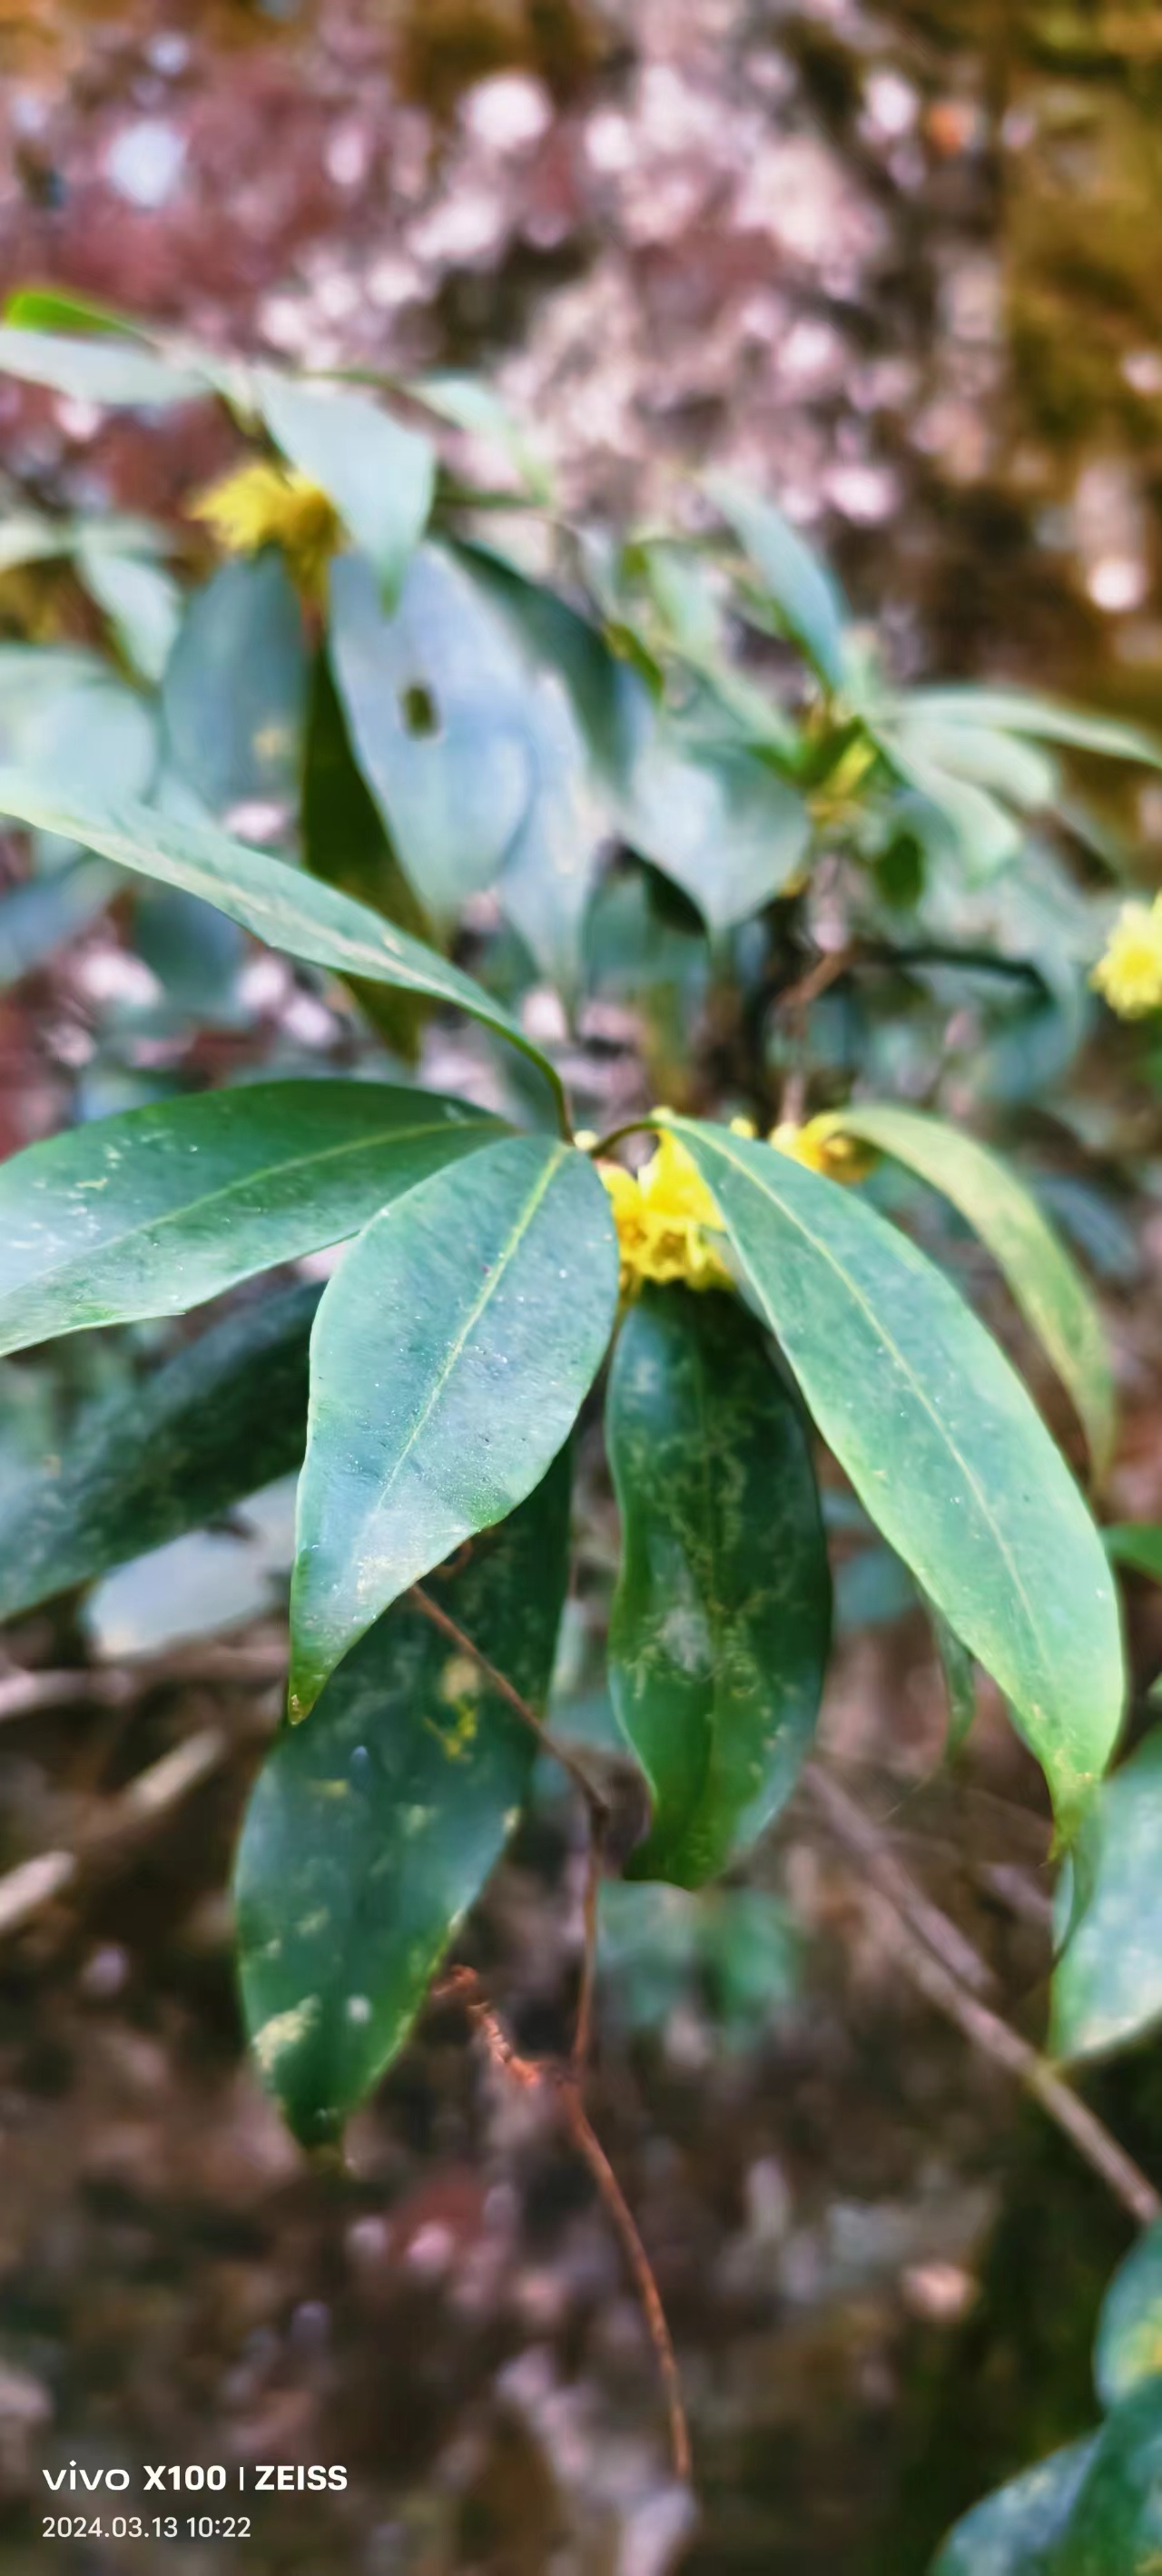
{"left": 1091, "top": 897, "right": 1162, "bottom": 1020}
{"left": 600, "top": 1131, "right": 733, "bottom": 1295}
{"left": 189, "top": 460, "right": 341, "bottom": 597}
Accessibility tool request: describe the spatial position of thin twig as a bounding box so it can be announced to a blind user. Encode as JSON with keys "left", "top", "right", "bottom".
{"left": 804, "top": 1766, "right": 1160, "bottom": 2228}
{"left": 438, "top": 1963, "right": 692, "bottom": 2483}
{"left": 804, "top": 1764, "right": 997, "bottom": 1996}
{"left": 573, "top": 1814, "right": 604, "bottom": 2079}
{"left": 0, "top": 1724, "right": 230, "bottom": 1943}
{"left": 0, "top": 1643, "right": 287, "bottom": 1728}
{"left": 559, "top": 2085, "right": 692, "bottom": 2482}
{"left": 408, "top": 1584, "right": 609, "bottom": 1826}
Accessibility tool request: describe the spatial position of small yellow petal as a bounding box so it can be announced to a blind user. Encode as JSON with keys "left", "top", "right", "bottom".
{"left": 1092, "top": 898, "right": 1162, "bottom": 1020}
{"left": 770, "top": 1117, "right": 871, "bottom": 1183}
{"left": 189, "top": 460, "right": 342, "bottom": 597}
{"left": 598, "top": 1133, "right": 734, "bottom": 1296}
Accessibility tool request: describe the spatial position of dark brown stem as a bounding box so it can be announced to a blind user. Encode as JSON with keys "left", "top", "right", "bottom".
{"left": 804, "top": 1765, "right": 1160, "bottom": 2229}
{"left": 408, "top": 1584, "right": 610, "bottom": 1828}
{"left": 437, "top": 1963, "right": 692, "bottom": 2485}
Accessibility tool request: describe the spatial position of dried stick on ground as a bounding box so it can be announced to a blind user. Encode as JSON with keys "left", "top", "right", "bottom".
{"left": 803, "top": 1763, "right": 1161, "bottom": 2230}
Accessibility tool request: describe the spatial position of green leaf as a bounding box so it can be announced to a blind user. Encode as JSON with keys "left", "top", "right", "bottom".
{"left": 301, "top": 648, "right": 435, "bottom": 1058}
{"left": 162, "top": 555, "right": 307, "bottom": 812}
{"left": 1096, "top": 2223, "right": 1162, "bottom": 2411}
{"left": 1105, "top": 1527, "right": 1162, "bottom": 1584}
{"left": 327, "top": 547, "right": 530, "bottom": 926}
{"left": 0, "top": 1283, "right": 318, "bottom": 1624}
{"left": 606, "top": 1286, "right": 830, "bottom": 1886}
{"left": 663, "top": 1119, "right": 1124, "bottom": 1831}
{"left": 706, "top": 474, "right": 848, "bottom": 690}
{"left": 0, "top": 1081, "right": 504, "bottom": 1357}
{"left": 828, "top": 1105, "right": 1116, "bottom": 1478}
{"left": 902, "top": 687, "right": 1162, "bottom": 773}
{"left": 80, "top": 543, "right": 182, "bottom": 686}
{"left": 1052, "top": 2384, "right": 1162, "bottom": 2572}
{"left": 624, "top": 731, "right": 812, "bottom": 933}
{"left": 236, "top": 1450, "right": 571, "bottom": 2144}
{"left": 5, "top": 285, "right": 155, "bottom": 337}
{"left": 289, "top": 1134, "right": 617, "bottom": 1717}
{"left": 891, "top": 716, "right": 1058, "bottom": 810}
{"left": 1051, "top": 1729, "right": 1162, "bottom": 2063}
{"left": 0, "top": 776, "right": 567, "bottom": 1120}
{"left": 0, "top": 657, "right": 157, "bottom": 811}
{"left": 259, "top": 372, "right": 435, "bottom": 606}
{"left": 459, "top": 547, "right": 645, "bottom": 986}
{"left": 0, "top": 324, "right": 205, "bottom": 410}
{"left": 930, "top": 2440, "right": 1098, "bottom": 2575}
{"left": 408, "top": 370, "right": 555, "bottom": 501}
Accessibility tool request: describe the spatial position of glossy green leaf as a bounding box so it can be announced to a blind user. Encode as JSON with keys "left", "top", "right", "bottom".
{"left": 259, "top": 371, "right": 435, "bottom": 605}
{"left": 5, "top": 285, "right": 154, "bottom": 337}
{"left": 663, "top": 1118, "right": 1124, "bottom": 1830}
{"left": 0, "top": 1283, "right": 318, "bottom": 1624}
{"left": 902, "top": 687, "right": 1162, "bottom": 772}
{"left": 828, "top": 1105, "right": 1116, "bottom": 1477}
{"left": 80, "top": 543, "right": 182, "bottom": 686}
{"left": 625, "top": 731, "right": 811, "bottom": 933}
{"left": 930, "top": 2440, "right": 1098, "bottom": 2576}
{"left": 289, "top": 1134, "right": 617, "bottom": 1718}
{"left": 327, "top": 548, "right": 530, "bottom": 925}
{"left": 1052, "top": 2384, "right": 1162, "bottom": 2572}
{"left": 1106, "top": 1527, "right": 1162, "bottom": 1584}
{"left": 236, "top": 1451, "right": 571, "bottom": 2144}
{"left": 607, "top": 1286, "right": 830, "bottom": 1886}
{"left": 0, "top": 776, "right": 566, "bottom": 1118}
{"left": 162, "top": 555, "right": 307, "bottom": 812}
{"left": 0, "top": 1081, "right": 504, "bottom": 1357}
{"left": 1096, "top": 2223, "right": 1162, "bottom": 2410}
{"left": 1052, "top": 1730, "right": 1162, "bottom": 2063}
{"left": 301, "top": 647, "right": 435, "bottom": 1057}
{"left": 706, "top": 474, "right": 848, "bottom": 690}
{"left": 932, "top": 1603, "right": 978, "bottom": 1753}
{"left": 0, "top": 324, "right": 204, "bottom": 410}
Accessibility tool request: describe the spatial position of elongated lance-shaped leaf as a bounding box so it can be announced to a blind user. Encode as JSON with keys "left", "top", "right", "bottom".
{"left": 258, "top": 372, "right": 435, "bottom": 607}
{"left": 1052, "top": 2383, "right": 1162, "bottom": 2573}
{"left": 161, "top": 553, "right": 308, "bottom": 814}
{"left": 0, "top": 1284, "right": 319, "bottom": 1624}
{"left": 901, "top": 686, "right": 1162, "bottom": 772}
{"left": 661, "top": 1118, "right": 1124, "bottom": 1831}
{"left": 301, "top": 646, "right": 437, "bottom": 1060}
{"left": 236, "top": 1450, "right": 572, "bottom": 2144}
{"left": 705, "top": 474, "right": 849, "bottom": 690}
{"left": 0, "top": 1081, "right": 505, "bottom": 1357}
{"left": 827, "top": 1103, "right": 1116, "bottom": 1479}
{"left": 289, "top": 1134, "right": 618, "bottom": 1719}
{"left": 1051, "top": 1728, "right": 1162, "bottom": 2064}
{"left": 606, "top": 1286, "right": 830, "bottom": 1885}
{"left": 931, "top": 2440, "right": 1098, "bottom": 2576}
{"left": 1096, "top": 2220, "right": 1162, "bottom": 2412}
{"left": 0, "top": 323, "right": 206, "bottom": 410}
{"left": 0, "top": 775, "right": 566, "bottom": 1121}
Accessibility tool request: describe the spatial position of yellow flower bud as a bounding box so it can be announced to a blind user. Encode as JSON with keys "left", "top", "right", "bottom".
{"left": 1091, "top": 897, "right": 1162, "bottom": 1020}
{"left": 599, "top": 1130, "right": 734, "bottom": 1296}
{"left": 189, "top": 460, "right": 342, "bottom": 597}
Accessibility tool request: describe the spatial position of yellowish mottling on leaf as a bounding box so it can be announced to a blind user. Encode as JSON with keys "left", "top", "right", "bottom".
{"left": 600, "top": 1129, "right": 733, "bottom": 1294}
{"left": 1092, "top": 896, "right": 1162, "bottom": 1019}
{"left": 189, "top": 459, "right": 342, "bottom": 597}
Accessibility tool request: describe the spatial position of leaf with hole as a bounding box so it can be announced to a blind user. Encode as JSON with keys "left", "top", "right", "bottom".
{"left": 0, "top": 1080, "right": 504, "bottom": 1356}
{"left": 0, "top": 775, "right": 566, "bottom": 1117}
{"left": 0, "top": 1283, "right": 319, "bottom": 1624}
{"left": 236, "top": 1448, "right": 571, "bottom": 2144}
{"left": 828, "top": 1104, "right": 1115, "bottom": 1477}
{"left": 662, "top": 1118, "right": 1124, "bottom": 1831}
{"left": 327, "top": 547, "right": 531, "bottom": 927}
{"left": 289, "top": 1134, "right": 618, "bottom": 1717}
{"left": 607, "top": 1285, "right": 830, "bottom": 1886}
